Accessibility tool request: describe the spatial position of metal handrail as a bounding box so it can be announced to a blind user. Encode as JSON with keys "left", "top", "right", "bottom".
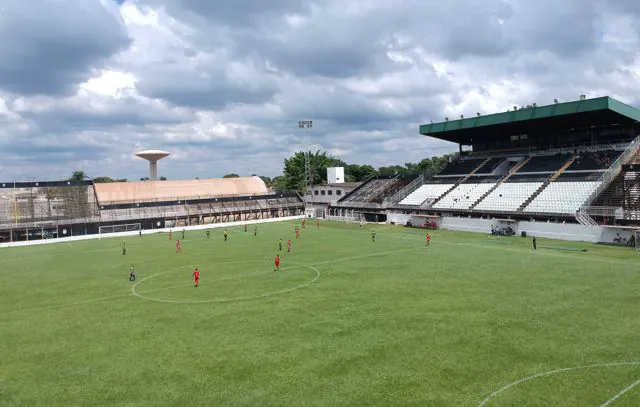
{"left": 582, "top": 135, "right": 640, "bottom": 207}
{"left": 384, "top": 174, "right": 424, "bottom": 205}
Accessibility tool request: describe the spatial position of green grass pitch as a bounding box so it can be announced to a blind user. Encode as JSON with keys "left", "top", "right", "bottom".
{"left": 1, "top": 220, "right": 639, "bottom": 406}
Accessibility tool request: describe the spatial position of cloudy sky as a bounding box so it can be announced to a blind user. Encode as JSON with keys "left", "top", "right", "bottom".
{"left": 0, "top": 0, "right": 639, "bottom": 181}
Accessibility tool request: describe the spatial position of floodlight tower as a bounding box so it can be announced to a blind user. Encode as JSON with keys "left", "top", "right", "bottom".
{"left": 135, "top": 150, "right": 170, "bottom": 181}
{"left": 298, "top": 120, "right": 313, "bottom": 211}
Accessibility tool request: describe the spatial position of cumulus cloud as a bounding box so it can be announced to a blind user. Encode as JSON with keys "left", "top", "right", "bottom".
{"left": 0, "top": 0, "right": 130, "bottom": 96}
{"left": 0, "top": 0, "right": 638, "bottom": 180}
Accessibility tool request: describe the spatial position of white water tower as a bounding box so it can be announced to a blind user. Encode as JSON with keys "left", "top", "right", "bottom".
{"left": 135, "top": 150, "right": 170, "bottom": 181}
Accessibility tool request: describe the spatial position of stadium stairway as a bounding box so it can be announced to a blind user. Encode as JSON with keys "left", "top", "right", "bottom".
{"left": 517, "top": 155, "right": 577, "bottom": 211}
{"left": 336, "top": 174, "right": 376, "bottom": 203}
{"left": 428, "top": 157, "right": 492, "bottom": 207}
{"left": 468, "top": 156, "right": 531, "bottom": 210}
{"left": 385, "top": 174, "right": 424, "bottom": 206}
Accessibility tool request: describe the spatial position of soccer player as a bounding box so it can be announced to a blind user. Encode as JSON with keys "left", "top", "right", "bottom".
{"left": 129, "top": 266, "right": 136, "bottom": 281}
{"left": 295, "top": 227, "right": 300, "bottom": 240}
{"left": 532, "top": 236, "right": 537, "bottom": 250}
{"left": 244, "top": 224, "right": 247, "bottom": 233}
{"left": 254, "top": 225, "right": 258, "bottom": 236}
{"left": 273, "top": 254, "right": 281, "bottom": 272}
{"left": 301, "top": 218, "right": 306, "bottom": 229}
{"left": 169, "top": 230, "right": 172, "bottom": 240}
{"left": 193, "top": 268, "right": 200, "bottom": 287}
{"left": 224, "top": 230, "right": 228, "bottom": 241}
{"left": 182, "top": 229, "right": 185, "bottom": 240}
{"left": 139, "top": 230, "right": 142, "bottom": 237}
{"left": 316, "top": 219, "right": 320, "bottom": 230}
{"left": 122, "top": 241, "right": 127, "bottom": 255}
{"left": 206, "top": 230, "right": 210, "bottom": 239}
{"left": 278, "top": 238, "right": 283, "bottom": 251}
{"left": 371, "top": 230, "right": 376, "bottom": 243}
{"left": 176, "top": 240, "right": 182, "bottom": 253}
{"left": 287, "top": 239, "right": 292, "bottom": 253}
{"left": 425, "top": 233, "right": 431, "bottom": 247}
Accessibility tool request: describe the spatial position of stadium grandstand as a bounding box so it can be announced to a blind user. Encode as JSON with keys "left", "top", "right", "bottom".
{"left": 329, "top": 96, "right": 640, "bottom": 243}
{"left": 0, "top": 176, "right": 304, "bottom": 242}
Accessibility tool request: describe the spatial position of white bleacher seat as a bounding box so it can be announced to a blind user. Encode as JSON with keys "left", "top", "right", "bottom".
{"left": 433, "top": 183, "right": 496, "bottom": 210}
{"left": 523, "top": 181, "right": 600, "bottom": 214}
{"left": 399, "top": 184, "right": 454, "bottom": 206}
{"left": 474, "top": 182, "right": 542, "bottom": 212}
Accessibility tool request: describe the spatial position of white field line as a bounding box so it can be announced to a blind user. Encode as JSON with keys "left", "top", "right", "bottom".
{"left": 3, "top": 249, "right": 397, "bottom": 315}
{"left": 131, "top": 264, "right": 320, "bottom": 304}
{"left": 389, "top": 230, "right": 640, "bottom": 268}
{"left": 478, "top": 362, "right": 640, "bottom": 406}
{"left": 598, "top": 377, "right": 640, "bottom": 407}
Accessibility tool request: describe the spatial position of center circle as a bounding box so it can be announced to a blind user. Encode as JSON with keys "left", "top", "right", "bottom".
{"left": 131, "top": 260, "right": 320, "bottom": 304}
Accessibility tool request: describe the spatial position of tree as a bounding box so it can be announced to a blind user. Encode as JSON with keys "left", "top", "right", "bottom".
{"left": 223, "top": 173, "right": 240, "bottom": 178}
{"left": 283, "top": 150, "right": 346, "bottom": 192}
{"left": 93, "top": 176, "right": 115, "bottom": 183}
{"left": 69, "top": 171, "right": 87, "bottom": 181}
{"left": 345, "top": 164, "right": 377, "bottom": 182}
{"left": 252, "top": 175, "right": 273, "bottom": 188}
{"left": 273, "top": 152, "right": 454, "bottom": 191}
{"left": 272, "top": 176, "right": 287, "bottom": 191}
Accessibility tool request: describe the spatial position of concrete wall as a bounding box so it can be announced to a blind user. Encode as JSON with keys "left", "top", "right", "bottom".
{"left": 600, "top": 227, "right": 634, "bottom": 244}
{"left": 388, "top": 213, "right": 412, "bottom": 224}
{"left": 441, "top": 216, "right": 494, "bottom": 233}
{"left": 518, "top": 221, "right": 601, "bottom": 242}
{"left": 430, "top": 215, "right": 604, "bottom": 242}
{"left": 0, "top": 215, "right": 304, "bottom": 249}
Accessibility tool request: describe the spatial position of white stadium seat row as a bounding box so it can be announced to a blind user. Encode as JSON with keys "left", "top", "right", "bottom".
{"left": 523, "top": 181, "right": 600, "bottom": 214}
{"left": 474, "top": 182, "right": 542, "bottom": 212}
{"left": 399, "top": 184, "right": 455, "bottom": 206}
{"left": 433, "top": 183, "right": 496, "bottom": 210}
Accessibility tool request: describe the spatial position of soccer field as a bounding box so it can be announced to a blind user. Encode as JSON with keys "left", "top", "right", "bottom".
{"left": 1, "top": 220, "right": 639, "bottom": 406}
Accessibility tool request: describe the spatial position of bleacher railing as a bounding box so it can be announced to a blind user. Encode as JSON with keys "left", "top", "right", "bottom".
{"left": 384, "top": 174, "right": 424, "bottom": 206}
{"left": 582, "top": 135, "right": 640, "bottom": 208}
{"left": 337, "top": 174, "right": 375, "bottom": 203}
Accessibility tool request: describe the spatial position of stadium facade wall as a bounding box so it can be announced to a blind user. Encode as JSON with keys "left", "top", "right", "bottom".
{"left": 440, "top": 217, "right": 494, "bottom": 234}
{"left": 517, "top": 221, "right": 601, "bottom": 242}
{"left": 387, "top": 213, "right": 412, "bottom": 224}
{"left": 0, "top": 215, "right": 304, "bottom": 249}
{"left": 600, "top": 227, "right": 634, "bottom": 244}
{"left": 432, "top": 216, "right": 603, "bottom": 242}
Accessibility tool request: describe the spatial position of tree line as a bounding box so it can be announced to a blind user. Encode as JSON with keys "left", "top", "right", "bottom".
{"left": 69, "top": 151, "right": 452, "bottom": 192}
{"left": 265, "top": 151, "right": 451, "bottom": 192}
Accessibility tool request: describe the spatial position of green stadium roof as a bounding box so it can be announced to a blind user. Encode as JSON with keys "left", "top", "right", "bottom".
{"left": 420, "top": 96, "right": 640, "bottom": 144}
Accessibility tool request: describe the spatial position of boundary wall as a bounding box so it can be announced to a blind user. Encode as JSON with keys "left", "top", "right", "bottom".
{"left": 0, "top": 216, "right": 304, "bottom": 249}
{"left": 438, "top": 216, "right": 602, "bottom": 242}
{"left": 390, "top": 212, "right": 613, "bottom": 243}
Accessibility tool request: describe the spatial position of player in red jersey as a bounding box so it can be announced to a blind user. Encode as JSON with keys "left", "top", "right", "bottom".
{"left": 176, "top": 239, "right": 182, "bottom": 253}
{"left": 425, "top": 233, "right": 431, "bottom": 247}
{"left": 301, "top": 218, "right": 306, "bottom": 229}
{"left": 316, "top": 218, "right": 320, "bottom": 230}
{"left": 273, "top": 254, "right": 281, "bottom": 272}
{"left": 295, "top": 227, "right": 300, "bottom": 240}
{"left": 287, "top": 239, "right": 292, "bottom": 253}
{"left": 192, "top": 268, "right": 200, "bottom": 287}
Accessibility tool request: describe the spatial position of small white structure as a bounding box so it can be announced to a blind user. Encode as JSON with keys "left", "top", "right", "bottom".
{"left": 327, "top": 167, "right": 345, "bottom": 184}
{"left": 135, "top": 150, "right": 170, "bottom": 181}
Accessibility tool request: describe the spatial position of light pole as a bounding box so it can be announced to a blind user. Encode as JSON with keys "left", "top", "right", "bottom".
{"left": 298, "top": 120, "right": 313, "bottom": 213}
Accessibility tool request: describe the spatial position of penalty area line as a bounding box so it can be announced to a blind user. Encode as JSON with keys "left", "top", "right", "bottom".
{"left": 598, "top": 377, "right": 640, "bottom": 407}
{"left": 478, "top": 361, "right": 640, "bottom": 406}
